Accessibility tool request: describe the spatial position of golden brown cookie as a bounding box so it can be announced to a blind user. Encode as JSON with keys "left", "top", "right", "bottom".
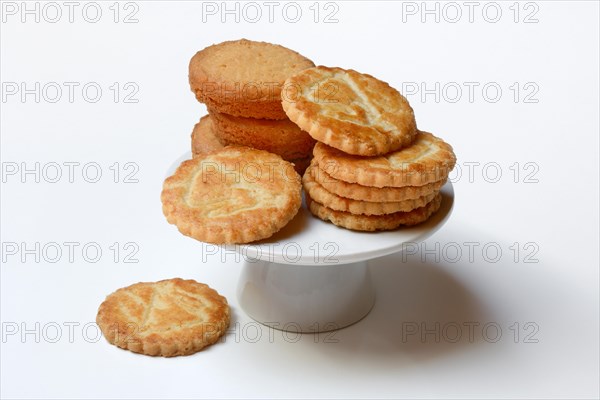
{"left": 281, "top": 66, "right": 417, "bottom": 156}
{"left": 303, "top": 165, "right": 436, "bottom": 215}
{"left": 96, "top": 278, "right": 229, "bottom": 357}
{"left": 191, "top": 115, "right": 225, "bottom": 157}
{"left": 313, "top": 131, "right": 456, "bottom": 188}
{"left": 189, "top": 39, "right": 315, "bottom": 119}
{"left": 162, "top": 146, "right": 302, "bottom": 244}
{"left": 311, "top": 162, "right": 446, "bottom": 202}
{"left": 210, "top": 111, "right": 315, "bottom": 160}
{"left": 307, "top": 192, "right": 443, "bottom": 231}
{"left": 191, "top": 115, "right": 311, "bottom": 175}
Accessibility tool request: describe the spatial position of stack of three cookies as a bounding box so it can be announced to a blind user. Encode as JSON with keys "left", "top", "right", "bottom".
{"left": 188, "top": 39, "right": 317, "bottom": 174}
{"left": 281, "top": 67, "right": 457, "bottom": 231}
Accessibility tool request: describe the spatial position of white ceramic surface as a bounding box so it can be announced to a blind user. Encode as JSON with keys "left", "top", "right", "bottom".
{"left": 237, "top": 260, "right": 375, "bottom": 332}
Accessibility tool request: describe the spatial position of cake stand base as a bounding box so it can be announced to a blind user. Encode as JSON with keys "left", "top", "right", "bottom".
{"left": 237, "top": 260, "right": 375, "bottom": 333}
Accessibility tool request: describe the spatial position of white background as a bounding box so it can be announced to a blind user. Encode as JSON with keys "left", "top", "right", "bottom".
{"left": 1, "top": 1, "right": 599, "bottom": 398}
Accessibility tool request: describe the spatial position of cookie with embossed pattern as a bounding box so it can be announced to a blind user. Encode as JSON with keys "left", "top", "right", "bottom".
{"left": 282, "top": 66, "right": 417, "bottom": 155}
{"left": 162, "top": 146, "right": 302, "bottom": 244}
{"left": 313, "top": 131, "right": 456, "bottom": 188}
{"left": 96, "top": 278, "right": 229, "bottom": 357}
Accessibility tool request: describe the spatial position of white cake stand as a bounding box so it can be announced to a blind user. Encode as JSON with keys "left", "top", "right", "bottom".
{"left": 167, "top": 154, "right": 454, "bottom": 332}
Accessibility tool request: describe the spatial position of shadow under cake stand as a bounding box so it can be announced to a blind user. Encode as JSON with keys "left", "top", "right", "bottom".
{"left": 167, "top": 154, "right": 454, "bottom": 333}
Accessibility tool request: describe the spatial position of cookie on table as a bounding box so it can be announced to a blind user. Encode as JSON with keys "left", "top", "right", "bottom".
{"left": 210, "top": 111, "right": 316, "bottom": 160}
{"left": 310, "top": 162, "right": 446, "bottom": 202}
{"left": 307, "top": 192, "right": 443, "bottom": 232}
{"left": 191, "top": 115, "right": 225, "bottom": 157}
{"left": 189, "top": 39, "right": 315, "bottom": 120}
{"left": 96, "top": 278, "right": 229, "bottom": 357}
{"left": 303, "top": 164, "right": 437, "bottom": 215}
{"left": 282, "top": 66, "right": 417, "bottom": 156}
{"left": 313, "top": 131, "right": 456, "bottom": 188}
{"left": 162, "top": 146, "right": 302, "bottom": 244}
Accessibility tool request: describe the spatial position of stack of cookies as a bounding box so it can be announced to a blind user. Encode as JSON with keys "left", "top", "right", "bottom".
{"left": 188, "top": 39, "right": 317, "bottom": 174}
{"left": 162, "top": 42, "right": 457, "bottom": 245}
{"left": 282, "top": 67, "right": 457, "bottom": 231}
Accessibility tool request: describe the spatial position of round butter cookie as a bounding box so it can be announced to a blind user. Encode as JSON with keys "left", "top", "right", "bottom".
{"left": 211, "top": 111, "right": 315, "bottom": 160}
{"left": 311, "top": 162, "right": 446, "bottom": 202}
{"left": 96, "top": 278, "right": 229, "bottom": 357}
{"left": 191, "top": 115, "right": 225, "bottom": 157}
{"left": 307, "top": 192, "right": 443, "bottom": 232}
{"left": 189, "top": 39, "right": 315, "bottom": 120}
{"left": 303, "top": 165, "right": 436, "bottom": 215}
{"left": 282, "top": 66, "right": 417, "bottom": 156}
{"left": 313, "top": 131, "right": 456, "bottom": 188}
{"left": 162, "top": 146, "right": 302, "bottom": 244}
{"left": 191, "top": 115, "right": 311, "bottom": 175}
